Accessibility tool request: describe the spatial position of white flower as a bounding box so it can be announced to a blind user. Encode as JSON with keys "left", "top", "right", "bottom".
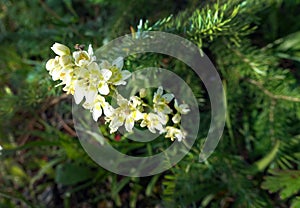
{"left": 88, "top": 62, "right": 112, "bottom": 95}
{"left": 73, "top": 62, "right": 112, "bottom": 104}
{"left": 172, "top": 99, "right": 190, "bottom": 124}
{"left": 46, "top": 43, "right": 75, "bottom": 92}
{"left": 73, "top": 73, "right": 90, "bottom": 104}
{"left": 100, "top": 57, "right": 131, "bottom": 86}
{"left": 82, "top": 95, "right": 114, "bottom": 121}
{"left": 140, "top": 113, "right": 166, "bottom": 134}
{"left": 51, "top": 43, "right": 70, "bottom": 56}
{"left": 153, "top": 86, "right": 174, "bottom": 114}
{"left": 46, "top": 57, "right": 61, "bottom": 81}
{"left": 73, "top": 44, "right": 96, "bottom": 67}
{"left": 46, "top": 55, "right": 75, "bottom": 95}
{"left": 106, "top": 94, "right": 143, "bottom": 133}
{"left": 165, "top": 126, "right": 186, "bottom": 142}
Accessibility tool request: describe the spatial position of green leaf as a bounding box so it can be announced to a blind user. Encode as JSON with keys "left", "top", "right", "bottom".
{"left": 291, "top": 197, "right": 300, "bottom": 208}
{"left": 55, "top": 163, "right": 93, "bottom": 186}
{"left": 146, "top": 174, "right": 159, "bottom": 196}
{"left": 261, "top": 170, "right": 300, "bottom": 200}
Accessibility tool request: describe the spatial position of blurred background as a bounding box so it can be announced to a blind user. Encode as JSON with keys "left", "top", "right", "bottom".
{"left": 0, "top": 0, "right": 300, "bottom": 207}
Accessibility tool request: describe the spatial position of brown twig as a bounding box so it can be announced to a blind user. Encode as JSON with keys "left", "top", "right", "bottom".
{"left": 18, "top": 94, "right": 71, "bottom": 145}
{"left": 247, "top": 79, "right": 300, "bottom": 102}
{"left": 55, "top": 113, "right": 77, "bottom": 137}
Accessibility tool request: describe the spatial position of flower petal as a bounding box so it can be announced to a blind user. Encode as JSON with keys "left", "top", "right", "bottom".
{"left": 172, "top": 113, "right": 181, "bottom": 124}
{"left": 85, "top": 90, "right": 97, "bottom": 104}
{"left": 133, "top": 110, "right": 143, "bottom": 121}
{"left": 109, "top": 116, "right": 124, "bottom": 133}
{"left": 112, "top": 57, "right": 124, "bottom": 69}
{"left": 100, "top": 69, "right": 112, "bottom": 81}
{"left": 162, "top": 93, "right": 174, "bottom": 103}
{"left": 88, "top": 44, "right": 96, "bottom": 62}
{"left": 46, "top": 58, "right": 57, "bottom": 71}
{"left": 98, "top": 83, "right": 110, "bottom": 95}
{"left": 103, "top": 104, "right": 114, "bottom": 117}
{"left": 92, "top": 104, "right": 102, "bottom": 121}
{"left": 88, "top": 62, "right": 99, "bottom": 71}
{"left": 74, "top": 85, "right": 85, "bottom": 104}
{"left": 180, "top": 104, "right": 190, "bottom": 114}
{"left": 113, "top": 80, "right": 126, "bottom": 86}
{"left": 121, "top": 70, "right": 131, "bottom": 80}
{"left": 100, "top": 60, "right": 110, "bottom": 69}
{"left": 125, "top": 117, "right": 134, "bottom": 132}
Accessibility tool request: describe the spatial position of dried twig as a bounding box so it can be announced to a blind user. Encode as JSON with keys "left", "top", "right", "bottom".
{"left": 55, "top": 113, "right": 77, "bottom": 137}
{"left": 18, "top": 94, "right": 71, "bottom": 145}
{"left": 247, "top": 79, "right": 300, "bottom": 102}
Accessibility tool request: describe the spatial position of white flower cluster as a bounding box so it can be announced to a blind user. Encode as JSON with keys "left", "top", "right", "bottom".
{"left": 46, "top": 43, "right": 190, "bottom": 141}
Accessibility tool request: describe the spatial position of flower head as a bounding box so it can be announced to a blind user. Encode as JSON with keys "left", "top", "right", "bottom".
{"left": 106, "top": 94, "right": 143, "bottom": 133}
{"left": 82, "top": 95, "right": 114, "bottom": 121}
{"left": 101, "top": 57, "right": 131, "bottom": 86}
{"left": 165, "top": 126, "right": 186, "bottom": 142}
{"left": 140, "top": 113, "right": 166, "bottom": 134}
{"left": 153, "top": 86, "right": 174, "bottom": 114}
{"left": 74, "top": 62, "right": 112, "bottom": 104}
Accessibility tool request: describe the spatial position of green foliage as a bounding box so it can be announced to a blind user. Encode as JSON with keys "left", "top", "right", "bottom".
{"left": 261, "top": 170, "right": 300, "bottom": 200}
{"left": 0, "top": 0, "right": 300, "bottom": 207}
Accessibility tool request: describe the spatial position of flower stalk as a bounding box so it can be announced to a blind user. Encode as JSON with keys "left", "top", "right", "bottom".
{"left": 46, "top": 43, "right": 190, "bottom": 141}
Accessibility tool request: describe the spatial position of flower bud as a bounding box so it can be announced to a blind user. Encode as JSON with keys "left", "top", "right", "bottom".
{"left": 59, "top": 55, "right": 73, "bottom": 67}
{"left": 139, "top": 88, "right": 147, "bottom": 98}
{"left": 46, "top": 58, "right": 59, "bottom": 71}
{"left": 51, "top": 43, "right": 70, "bottom": 56}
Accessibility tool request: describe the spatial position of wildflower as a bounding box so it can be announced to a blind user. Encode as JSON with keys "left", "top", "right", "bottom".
{"left": 73, "top": 44, "right": 96, "bottom": 67}
{"left": 74, "top": 62, "right": 112, "bottom": 104}
{"left": 100, "top": 57, "right": 131, "bottom": 86}
{"left": 172, "top": 99, "right": 190, "bottom": 124}
{"left": 153, "top": 86, "right": 174, "bottom": 114}
{"left": 140, "top": 113, "right": 166, "bottom": 134}
{"left": 165, "top": 126, "right": 186, "bottom": 142}
{"left": 88, "top": 62, "right": 112, "bottom": 95}
{"left": 83, "top": 95, "right": 114, "bottom": 121}
{"left": 106, "top": 94, "right": 143, "bottom": 133}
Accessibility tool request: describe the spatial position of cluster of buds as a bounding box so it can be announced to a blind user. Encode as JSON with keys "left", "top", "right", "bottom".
{"left": 46, "top": 43, "right": 190, "bottom": 141}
